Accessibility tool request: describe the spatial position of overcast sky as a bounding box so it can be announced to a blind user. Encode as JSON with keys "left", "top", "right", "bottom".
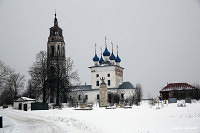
{"left": 0, "top": 0, "right": 200, "bottom": 97}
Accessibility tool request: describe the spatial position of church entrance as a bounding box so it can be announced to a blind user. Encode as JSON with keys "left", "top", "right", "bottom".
{"left": 19, "top": 103, "right": 22, "bottom": 110}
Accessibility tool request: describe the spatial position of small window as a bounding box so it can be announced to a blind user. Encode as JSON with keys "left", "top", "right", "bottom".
{"left": 85, "top": 95, "right": 88, "bottom": 100}
{"left": 107, "top": 74, "right": 110, "bottom": 77}
{"left": 96, "top": 81, "right": 99, "bottom": 86}
{"left": 97, "top": 94, "right": 99, "bottom": 99}
{"left": 121, "top": 94, "right": 124, "bottom": 99}
{"left": 96, "top": 74, "right": 99, "bottom": 77}
{"left": 108, "top": 80, "right": 111, "bottom": 86}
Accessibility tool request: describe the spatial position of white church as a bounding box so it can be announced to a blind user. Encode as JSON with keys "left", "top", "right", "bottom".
{"left": 69, "top": 42, "right": 135, "bottom": 104}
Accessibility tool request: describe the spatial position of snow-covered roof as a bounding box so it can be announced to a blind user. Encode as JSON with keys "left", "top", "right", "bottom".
{"left": 15, "top": 97, "right": 36, "bottom": 102}
{"left": 21, "top": 97, "right": 35, "bottom": 101}
{"left": 160, "top": 83, "right": 197, "bottom": 92}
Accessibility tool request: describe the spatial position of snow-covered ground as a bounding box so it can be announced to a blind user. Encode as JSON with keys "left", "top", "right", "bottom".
{"left": 1, "top": 101, "right": 200, "bottom": 133}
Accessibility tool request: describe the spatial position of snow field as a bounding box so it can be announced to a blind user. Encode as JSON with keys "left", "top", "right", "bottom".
{"left": 1, "top": 101, "right": 200, "bottom": 133}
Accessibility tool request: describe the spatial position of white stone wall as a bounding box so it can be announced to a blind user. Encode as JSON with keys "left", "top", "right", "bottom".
{"left": 90, "top": 66, "right": 123, "bottom": 89}
{"left": 13, "top": 102, "right": 19, "bottom": 109}
{"left": 70, "top": 90, "right": 99, "bottom": 103}
{"left": 70, "top": 89, "right": 135, "bottom": 104}
{"left": 13, "top": 101, "right": 35, "bottom": 111}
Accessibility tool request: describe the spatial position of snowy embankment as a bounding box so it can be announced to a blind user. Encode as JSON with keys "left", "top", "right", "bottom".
{"left": 1, "top": 101, "right": 200, "bottom": 133}
{"left": 0, "top": 108, "right": 63, "bottom": 133}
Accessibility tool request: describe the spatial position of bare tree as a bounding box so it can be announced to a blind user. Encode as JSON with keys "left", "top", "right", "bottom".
{"left": 66, "top": 57, "right": 79, "bottom": 85}
{"left": 28, "top": 51, "right": 79, "bottom": 106}
{"left": 29, "top": 51, "right": 48, "bottom": 102}
{"left": 135, "top": 83, "right": 143, "bottom": 105}
{"left": 9, "top": 73, "right": 25, "bottom": 98}
{"left": 107, "top": 92, "right": 120, "bottom": 105}
{"left": 23, "top": 79, "right": 41, "bottom": 99}
{"left": 52, "top": 56, "right": 79, "bottom": 107}
{"left": 193, "top": 83, "right": 200, "bottom": 100}
{"left": 0, "top": 60, "right": 25, "bottom": 105}
{"left": 0, "top": 60, "right": 12, "bottom": 93}
{"left": 125, "top": 90, "right": 135, "bottom": 106}
{"left": 67, "top": 92, "right": 79, "bottom": 107}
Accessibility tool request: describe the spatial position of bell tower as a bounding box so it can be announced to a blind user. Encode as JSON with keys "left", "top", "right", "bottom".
{"left": 47, "top": 13, "right": 65, "bottom": 58}
{"left": 47, "top": 13, "right": 66, "bottom": 102}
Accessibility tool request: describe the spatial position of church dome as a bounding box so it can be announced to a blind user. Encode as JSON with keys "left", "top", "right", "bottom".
{"left": 109, "top": 52, "right": 115, "bottom": 60}
{"left": 115, "top": 55, "right": 121, "bottom": 62}
{"left": 93, "top": 54, "right": 99, "bottom": 62}
{"left": 99, "top": 56, "right": 104, "bottom": 64}
{"left": 103, "top": 47, "right": 110, "bottom": 56}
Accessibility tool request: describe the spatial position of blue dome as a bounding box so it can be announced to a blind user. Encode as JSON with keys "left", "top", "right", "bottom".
{"left": 99, "top": 56, "right": 104, "bottom": 64}
{"left": 115, "top": 55, "right": 121, "bottom": 62}
{"left": 103, "top": 47, "right": 110, "bottom": 56}
{"left": 109, "top": 52, "right": 115, "bottom": 60}
{"left": 93, "top": 54, "right": 99, "bottom": 62}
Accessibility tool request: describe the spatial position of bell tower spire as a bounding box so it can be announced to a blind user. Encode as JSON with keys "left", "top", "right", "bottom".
{"left": 54, "top": 10, "right": 58, "bottom": 26}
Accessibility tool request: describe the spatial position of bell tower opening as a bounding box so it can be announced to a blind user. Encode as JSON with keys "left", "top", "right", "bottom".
{"left": 51, "top": 45, "right": 55, "bottom": 57}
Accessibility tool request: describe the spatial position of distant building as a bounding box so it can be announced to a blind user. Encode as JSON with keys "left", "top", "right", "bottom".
{"left": 160, "top": 83, "right": 200, "bottom": 100}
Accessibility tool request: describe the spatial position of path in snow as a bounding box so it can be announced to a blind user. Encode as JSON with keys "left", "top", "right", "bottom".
{"left": 0, "top": 108, "right": 63, "bottom": 133}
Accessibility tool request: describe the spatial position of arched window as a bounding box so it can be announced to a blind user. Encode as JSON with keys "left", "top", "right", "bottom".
{"left": 51, "top": 46, "right": 55, "bottom": 57}
{"left": 121, "top": 94, "right": 124, "bottom": 99}
{"left": 62, "top": 47, "right": 65, "bottom": 56}
{"left": 53, "top": 29, "right": 56, "bottom": 35}
{"left": 59, "top": 31, "right": 62, "bottom": 36}
{"left": 85, "top": 95, "right": 88, "bottom": 100}
{"left": 57, "top": 45, "right": 60, "bottom": 56}
{"left": 53, "top": 29, "right": 58, "bottom": 35}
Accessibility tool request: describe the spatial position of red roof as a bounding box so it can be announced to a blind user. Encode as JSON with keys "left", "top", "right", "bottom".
{"left": 160, "top": 83, "right": 196, "bottom": 92}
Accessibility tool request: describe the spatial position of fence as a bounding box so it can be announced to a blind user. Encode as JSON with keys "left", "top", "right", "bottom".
{"left": 31, "top": 102, "right": 49, "bottom": 110}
